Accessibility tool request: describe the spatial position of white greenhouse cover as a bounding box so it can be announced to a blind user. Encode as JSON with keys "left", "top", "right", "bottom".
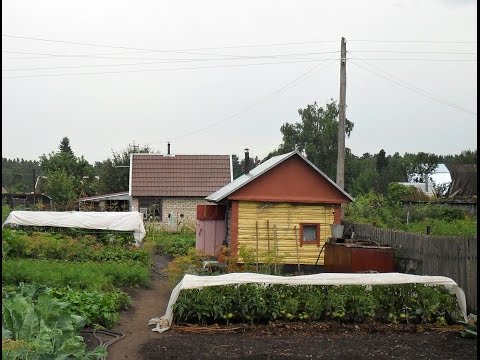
{"left": 149, "top": 272, "right": 468, "bottom": 333}
{"left": 2, "top": 211, "right": 146, "bottom": 245}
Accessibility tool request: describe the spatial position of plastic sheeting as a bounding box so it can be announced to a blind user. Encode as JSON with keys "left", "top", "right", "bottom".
{"left": 2, "top": 211, "right": 146, "bottom": 245}
{"left": 149, "top": 272, "right": 468, "bottom": 333}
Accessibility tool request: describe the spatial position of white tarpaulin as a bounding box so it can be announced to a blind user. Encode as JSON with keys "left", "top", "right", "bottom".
{"left": 2, "top": 211, "right": 146, "bottom": 245}
{"left": 149, "top": 272, "right": 468, "bottom": 333}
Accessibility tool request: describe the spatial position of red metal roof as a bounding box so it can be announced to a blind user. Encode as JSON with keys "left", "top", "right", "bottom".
{"left": 130, "top": 154, "right": 232, "bottom": 197}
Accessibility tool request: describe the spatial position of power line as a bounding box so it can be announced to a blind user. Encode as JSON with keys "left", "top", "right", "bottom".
{"left": 2, "top": 54, "right": 474, "bottom": 74}
{"left": 348, "top": 57, "right": 476, "bottom": 116}
{"left": 346, "top": 58, "right": 475, "bottom": 61}
{"left": 2, "top": 58, "right": 339, "bottom": 78}
{"left": 3, "top": 49, "right": 475, "bottom": 64}
{"left": 1, "top": 49, "right": 340, "bottom": 62}
{"left": 349, "top": 53, "right": 477, "bottom": 115}
{"left": 348, "top": 39, "right": 477, "bottom": 44}
{"left": 171, "top": 60, "right": 337, "bottom": 140}
{"left": 1, "top": 34, "right": 338, "bottom": 56}
{"left": 348, "top": 50, "right": 477, "bottom": 55}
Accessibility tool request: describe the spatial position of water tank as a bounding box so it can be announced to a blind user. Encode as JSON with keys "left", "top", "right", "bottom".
{"left": 330, "top": 224, "right": 344, "bottom": 239}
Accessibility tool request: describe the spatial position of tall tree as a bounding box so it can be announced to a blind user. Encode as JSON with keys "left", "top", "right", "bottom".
{"left": 41, "top": 170, "right": 76, "bottom": 210}
{"left": 266, "top": 100, "right": 354, "bottom": 180}
{"left": 58, "top": 137, "right": 73, "bottom": 155}
{"left": 39, "top": 138, "right": 96, "bottom": 206}
{"left": 2, "top": 158, "right": 42, "bottom": 193}
{"left": 95, "top": 144, "right": 151, "bottom": 194}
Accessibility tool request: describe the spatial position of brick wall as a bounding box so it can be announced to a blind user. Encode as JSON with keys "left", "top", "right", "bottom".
{"left": 162, "top": 197, "right": 210, "bottom": 230}
{"left": 131, "top": 196, "right": 211, "bottom": 231}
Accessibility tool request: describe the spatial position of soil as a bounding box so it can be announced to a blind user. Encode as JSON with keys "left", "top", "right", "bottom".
{"left": 84, "top": 256, "right": 477, "bottom": 360}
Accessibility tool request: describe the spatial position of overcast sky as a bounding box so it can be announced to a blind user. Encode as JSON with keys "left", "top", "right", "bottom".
{"left": 2, "top": 0, "right": 477, "bottom": 164}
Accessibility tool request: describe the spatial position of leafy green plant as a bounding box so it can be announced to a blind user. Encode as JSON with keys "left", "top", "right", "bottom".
{"left": 3, "top": 283, "right": 132, "bottom": 329}
{"left": 50, "top": 288, "right": 132, "bottom": 328}
{"left": 459, "top": 314, "right": 477, "bottom": 339}
{"left": 2, "top": 204, "right": 11, "bottom": 223}
{"left": 147, "top": 229, "right": 196, "bottom": 256}
{"left": 2, "top": 292, "right": 107, "bottom": 359}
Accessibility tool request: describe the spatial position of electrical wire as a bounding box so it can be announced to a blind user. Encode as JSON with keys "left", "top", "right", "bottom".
{"left": 170, "top": 59, "right": 337, "bottom": 140}
{"left": 348, "top": 57, "right": 476, "bottom": 116}
{"left": 347, "top": 50, "right": 476, "bottom": 55}
{"left": 346, "top": 58, "right": 475, "bottom": 61}
{"left": 2, "top": 34, "right": 339, "bottom": 58}
{"left": 1, "top": 51, "right": 341, "bottom": 71}
{"left": 2, "top": 34, "right": 339, "bottom": 50}
{"left": 2, "top": 58, "right": 338, "bottom": 78}
{"left": 348, "top": 39, "right": 477, "bottom": 44}
{"left": 1, "top": 49, "right": 340, "bottom": 63}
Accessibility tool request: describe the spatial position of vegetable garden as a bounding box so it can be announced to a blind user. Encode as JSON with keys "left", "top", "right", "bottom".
{"left": 1, "top": 215, "right": 476, "bottom": 359}
{"left": 2, "top": 227, "right": 153, "bottom": 359}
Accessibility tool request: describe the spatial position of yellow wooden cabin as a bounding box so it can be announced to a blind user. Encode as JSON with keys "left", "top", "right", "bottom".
{"left": 205, "top": 150, "right": 353, "bottom": 265}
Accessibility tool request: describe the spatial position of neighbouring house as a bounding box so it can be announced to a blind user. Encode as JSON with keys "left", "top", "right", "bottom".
{"left": 78, "top": 192, "right": 131, "bottom": 212}
{"left": 2, "top": 186, "right": 7, "bottom": 194}
{"left": 400, "top": 164, "right": 477, "bottom": 215}
{"left": 401, "top": 163, "right": 452, "bottom": 200}
{"left": 129, "top": 151, "right": 232, "bottom": 229}
{"left": 399, "top": 164, "right": 452, "bottom": 202}
{"left": 203, "top": 150, "right": 353, "bottom": 265}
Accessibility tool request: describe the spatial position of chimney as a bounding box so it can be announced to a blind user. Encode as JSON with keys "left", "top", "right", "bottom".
{"left": 244, "top": 148, "right": 250, "bottom": 174}
{"left": 167, "top": 142, "right": 171, "bottom": 155}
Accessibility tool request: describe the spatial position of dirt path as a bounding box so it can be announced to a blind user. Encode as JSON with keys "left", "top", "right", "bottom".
{"left": 106, "top": 255, "right": 172, "bottom": 360}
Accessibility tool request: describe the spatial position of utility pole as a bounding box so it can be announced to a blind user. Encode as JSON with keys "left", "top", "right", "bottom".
{"left": 336, "top": 37, "right": 347, "bottom": 190}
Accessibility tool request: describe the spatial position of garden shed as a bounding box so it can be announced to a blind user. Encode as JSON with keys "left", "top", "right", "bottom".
{"left": 204, "top": 150, "right": 353, "bottom": 265}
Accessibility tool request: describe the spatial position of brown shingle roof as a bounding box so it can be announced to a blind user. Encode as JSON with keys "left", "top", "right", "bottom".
{"left": 130, "top": 154, "right": 232, "bottom": 197}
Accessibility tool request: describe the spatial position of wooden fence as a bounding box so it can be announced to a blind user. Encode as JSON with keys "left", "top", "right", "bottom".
{"left": 348, "top": 223, "right": 477, "bottom": 313}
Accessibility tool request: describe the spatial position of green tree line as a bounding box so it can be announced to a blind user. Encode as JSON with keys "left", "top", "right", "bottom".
{"left": 2, "top": 101, "right": 476, "bottom": 209}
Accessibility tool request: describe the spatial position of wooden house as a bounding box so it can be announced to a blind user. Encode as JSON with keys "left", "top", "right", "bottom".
{"left": 205, "top": 150, "right": 353, "bottom": 265}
